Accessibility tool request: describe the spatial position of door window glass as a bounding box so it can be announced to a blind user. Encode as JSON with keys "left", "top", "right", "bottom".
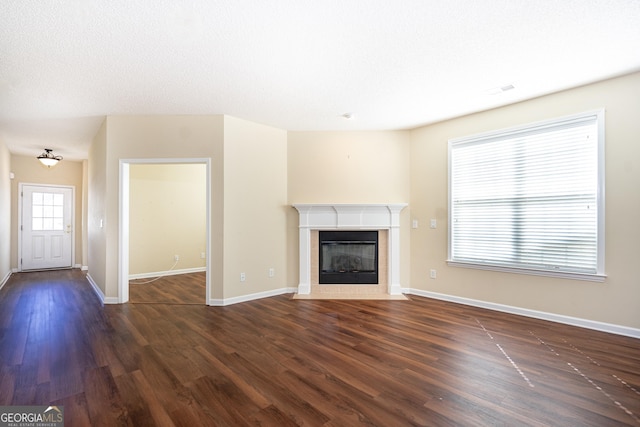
{"left": 32, "top": 192, "right": 64, "bottom": 231}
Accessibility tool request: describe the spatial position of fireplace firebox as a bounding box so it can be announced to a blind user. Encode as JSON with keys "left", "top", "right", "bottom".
{"left": 319, "top": 230, "right": 378, "bottom": 284}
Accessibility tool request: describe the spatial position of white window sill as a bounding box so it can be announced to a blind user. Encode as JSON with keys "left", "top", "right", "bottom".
{"left": 446, "top": 260, "right": 606, "bottom": 282}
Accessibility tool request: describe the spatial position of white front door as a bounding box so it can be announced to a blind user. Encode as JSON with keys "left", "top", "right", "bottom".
{"left": 20, "top": 184, "right": 73, "bottom": 271}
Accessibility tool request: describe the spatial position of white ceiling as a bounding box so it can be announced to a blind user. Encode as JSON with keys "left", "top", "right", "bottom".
{"left": 1, "top": 0, "right": 640, "bottom": 161}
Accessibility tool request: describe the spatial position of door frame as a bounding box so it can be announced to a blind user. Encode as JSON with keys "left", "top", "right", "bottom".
{"left": 119, "top": 158, "right": 211, "bottom": 304}
{"left": 17, "top": 183, "right": 76, "bottom": 272}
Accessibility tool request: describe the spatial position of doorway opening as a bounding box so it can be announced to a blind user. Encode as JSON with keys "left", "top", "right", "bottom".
{"left": 119, "top": 158, "right": 211, "bottom": 304}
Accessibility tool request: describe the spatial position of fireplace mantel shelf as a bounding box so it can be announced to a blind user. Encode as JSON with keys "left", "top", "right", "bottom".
{"left": 293, "top": 203, "right": 408, "bottom": 229}
{"left": 293, "top": 203, "right": 408, "bottom": 296}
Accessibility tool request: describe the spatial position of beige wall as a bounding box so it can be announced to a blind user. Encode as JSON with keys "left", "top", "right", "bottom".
{"left": 288, "top": 131, "right": 411, "bottom": 203}
{"left": 81, "top": 160, "right": 88, "bottom": 272}
{"left": 223, "top": 116, "right": 288, "bottom": 298}
{"left": 88, "top": 115, "right": 289, "bottom": 301}
{"left": 88, "top": 120, "right": 108, "bottom": 295}
{"left": 89, "top": 115, "right": 225, "bottom": 300}
{"left": 0, "top": 140, "right": 10, "bottom": 282}
{"left": 9, "top": 154, "right": 84, "bottom": 270}
{"left": 287, "top": 131, "right": 412, "bottom": 289}
{"left": 129, "top": 163, "right": 206, "bottom": 275}
{"left": 410, "top": 71, "right": 640, "bottom": 329}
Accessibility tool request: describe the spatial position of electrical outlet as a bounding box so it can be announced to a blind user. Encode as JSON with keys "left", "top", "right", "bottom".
{"left": 200, "top": 252, "right": 206, "bottom": 259}
{"left": 174, "top": 254, "right": 179, "bottom": 262}
{"left": 240, "top": 272, "right": 246, "bottom": 282}
{"left": 430, "top": 269, "right": 437, "bottom": 279}
{"left": 268, "top": 268, "right": 275, "bottom": 278}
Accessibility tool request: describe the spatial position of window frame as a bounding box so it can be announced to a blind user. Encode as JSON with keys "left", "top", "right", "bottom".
{"left": 447, "top": 109, "right": 606, "bottom": 282}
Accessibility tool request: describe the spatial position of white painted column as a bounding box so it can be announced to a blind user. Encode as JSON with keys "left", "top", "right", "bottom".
{"left": 387, "top": 204, "right": 404, "bottom": 295}
{"left": 298, "top": 227, "right": 311, "bottom": 295}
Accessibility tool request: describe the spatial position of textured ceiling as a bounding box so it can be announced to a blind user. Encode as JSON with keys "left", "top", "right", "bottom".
{"left": 1, "top": 0, "right": 640, "bottom": 160}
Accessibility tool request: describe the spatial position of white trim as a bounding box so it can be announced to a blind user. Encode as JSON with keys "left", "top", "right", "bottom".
{"left": 87, "top": 273, "right": 120, "bottom": 304}
{"left": 119, "top": 158, "right": 212, "bottom": 305}
{"left": 81, "top": 265, "right": 88, "bottom": 271}
{"left": 596, "top": 110, "right": 606, "bottom": 275}
{"left": 129, "top": 267, "right": 206, "bottom": 280}
{"left": 0, "top": 270, "right": 11, "bottom": 291}
{"left": 209, "top": 287, "right": 297, "bottom": 306}
{"left": 446, "top": 260, "right": 606, "bottom": 282}
{"left": 448, "top": 109, "right": 605, "bottom": 145}
{"left": 409, "top": 289, "right": 640, "bottom": 340}
{"left": 86, "top": 273, "right": 104, "bottom": 304}
{"left": 119, "top": 162, "right": 130, "bottom": 303}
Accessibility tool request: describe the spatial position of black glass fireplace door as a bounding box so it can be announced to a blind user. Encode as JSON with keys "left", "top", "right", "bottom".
{"left": 319, "top": 230, "right": 378, "bottom": 284}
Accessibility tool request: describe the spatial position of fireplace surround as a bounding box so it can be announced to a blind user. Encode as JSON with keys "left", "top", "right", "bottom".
{"left": 293, "top": 204, "right": 407, "bottom": 297}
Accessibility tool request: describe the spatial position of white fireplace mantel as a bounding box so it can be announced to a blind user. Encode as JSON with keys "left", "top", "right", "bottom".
{"left": 293, "top": 203, "right": 408, "bottom": 295}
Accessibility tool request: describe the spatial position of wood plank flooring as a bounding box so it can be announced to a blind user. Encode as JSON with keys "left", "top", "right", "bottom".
{"left": 130, "top": 272, "right": 206, "bottom": 304}
{"left": 1, "top": 269, "right": 639, "bottom": 426}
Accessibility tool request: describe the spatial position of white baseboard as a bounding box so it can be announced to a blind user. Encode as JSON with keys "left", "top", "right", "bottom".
{"left": 409, "top": 289, "right": 640, "bottom": 340}
{"left": 129, "top": 267, "right": 206, "bottom": 280}
{"left": 0, "top": 270, "right": 11, "bottom": 291}
{"left": 81, "top": 265, "right": 88, "bottom": 271}
{"left": 209, "top": 287, "right": 297, "bottom": 306}
{"left": 86, "top": 273, "right": 104, "bottom": 304}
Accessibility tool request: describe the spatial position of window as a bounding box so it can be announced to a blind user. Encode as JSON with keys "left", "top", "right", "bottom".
{"left": 32, "top": 191, "right": 64, "bottom": 231}
{"left": 448, "top": 110, "right": 605, "bottom": 281}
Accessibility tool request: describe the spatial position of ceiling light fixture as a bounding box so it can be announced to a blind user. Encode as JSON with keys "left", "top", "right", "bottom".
{"left": 342, "top": 113, "right": 354, "bottom": 120}
{"left": 37, "top": 148, "right": 63, "bottom": 167}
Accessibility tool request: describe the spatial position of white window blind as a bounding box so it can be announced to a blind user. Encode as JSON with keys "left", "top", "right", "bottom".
{"left": 448, "top": 110, "right": 604, "bottom": 280}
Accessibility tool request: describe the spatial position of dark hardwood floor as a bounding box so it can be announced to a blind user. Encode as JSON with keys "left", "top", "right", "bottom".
{"left": 130, "top": 272, "right": 206, "bottom": 304}
{"left": 1, "top": 269, "right": 639, "bottom": 426}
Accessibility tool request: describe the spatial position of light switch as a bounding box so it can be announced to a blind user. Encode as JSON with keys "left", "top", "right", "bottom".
{"left": 430, "top": 219, "right": 437, "bottom": 229}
